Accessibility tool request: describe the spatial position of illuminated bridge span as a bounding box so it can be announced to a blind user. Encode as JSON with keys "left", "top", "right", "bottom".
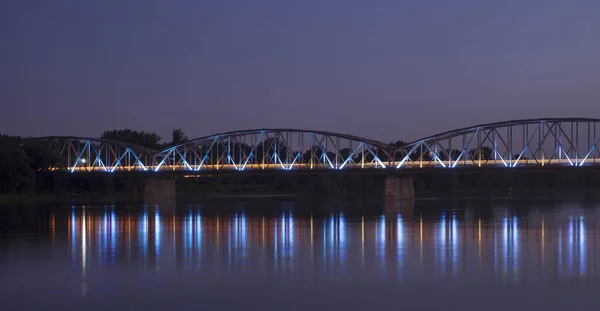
{"left": 23, "top": 118, "right": 600, "bottom": 172}
{"left": 22, "top": 136, "right": 156, "bottom": 173}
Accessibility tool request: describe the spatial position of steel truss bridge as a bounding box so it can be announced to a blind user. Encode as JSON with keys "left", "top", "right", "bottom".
{"left": 22, "top": 118, "right": 600, "bottom": 173}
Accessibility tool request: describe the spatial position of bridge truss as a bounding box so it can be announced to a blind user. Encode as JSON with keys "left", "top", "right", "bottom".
{"left": 21, "top": 118, "right": 600, "bottom": 173}
{"left": 153, "top": 129, "right": 393, "bottom": 171}
{"left": 396, "top": 118, "right": 600, "bottom": 168}
{"left": 22, "top": 137, "right": 156, "bottom": 172}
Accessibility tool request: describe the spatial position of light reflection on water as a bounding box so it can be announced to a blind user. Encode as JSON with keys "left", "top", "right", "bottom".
{"left": 48, "top": 201, "right": 599, "bottom": 283}
{"left": 2, "top": 199, "right": 600, "bottom": 310}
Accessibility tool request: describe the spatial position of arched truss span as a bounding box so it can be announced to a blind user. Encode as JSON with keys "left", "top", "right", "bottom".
{"left": 397, "top": 118, "right": 600, "bottom": 168}
{"left": 154, "top": 129, "right": 393, "bottom": 171}
{"left": 22, "top": 136, "right": 157, "bottom": 172}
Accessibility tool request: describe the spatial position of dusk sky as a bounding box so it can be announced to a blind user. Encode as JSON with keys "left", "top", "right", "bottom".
{"left": 1, "top": 0, "right": 599, "bottom": 143}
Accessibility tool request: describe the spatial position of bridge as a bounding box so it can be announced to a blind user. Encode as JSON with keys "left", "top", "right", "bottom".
{"left": 23, "top": 118, "right": 600, "bottom": 173}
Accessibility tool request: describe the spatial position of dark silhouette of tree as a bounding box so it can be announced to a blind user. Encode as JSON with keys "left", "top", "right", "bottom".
{"left": 21, "top": 142, "right": 68, "bottom": 192}
{"left": 435, "top": 148, "right": 463, "bottom": 161}
{"left": 171, "top": 129, "right": 188, "bottom": 145}
{"left": 339, "top": 148, "right": 353, "bottom": 161}
{"left": 409, "top": 147, "right": 431, "bottom": 162}
{"left": 303, "top": 146, "right": 324, "bottom": 165}
{"left": 22, "top": 143, "right": 65, "bottom": 172}
{"left": 101, "top": 129, "right": 162, "bottom": 150}
{"left": 390, "top": 140, "right": 409, "bottom": 148}
{"left": 0, "top": 147, "right": 35, "bottom": 193}
{"left": 468, "top": 146, "right": 493, "bottom": 160}
{"left": 0, "top": 134, "right": 23, "bottom": 149}
{"left": 450, "top": 149, "right": 462, "bottom": 160}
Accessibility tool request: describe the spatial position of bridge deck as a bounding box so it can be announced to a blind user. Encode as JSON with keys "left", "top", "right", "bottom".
{"left": 64, "top": 158, "right": 600, "bottom": 172}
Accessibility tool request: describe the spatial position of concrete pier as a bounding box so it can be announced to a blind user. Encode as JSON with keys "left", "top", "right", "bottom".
{"left": 144, "top": 177, "right": 176, "bottom": 198}
{"left": 384, "top": 175, "right": 415, "bottom": 200}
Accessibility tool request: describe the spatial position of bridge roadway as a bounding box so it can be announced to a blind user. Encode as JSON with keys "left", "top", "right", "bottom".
{"left": 67, "top": 158, "right": 600, "bottom": 172}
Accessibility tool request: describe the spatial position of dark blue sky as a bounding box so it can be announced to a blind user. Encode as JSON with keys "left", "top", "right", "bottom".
{"left": 1, "top": 0, "right": 599, "bottom": 142}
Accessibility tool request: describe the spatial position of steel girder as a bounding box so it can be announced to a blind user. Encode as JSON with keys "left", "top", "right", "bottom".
{"left": 396, "top": 118, "right": 600, "bottom": 168}
{"left": 22, "top": 137, "right": 156, "bottom": 172}
{"left": 153, "top": 129, "right": 393, "bottom": 171}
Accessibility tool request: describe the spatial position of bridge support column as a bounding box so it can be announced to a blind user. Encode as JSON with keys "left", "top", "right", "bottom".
{"left": 384, "top": 175, "right": 415, "bottom": 200}
{"left": 144, "top": 177, "right": 176, "bottom": 198}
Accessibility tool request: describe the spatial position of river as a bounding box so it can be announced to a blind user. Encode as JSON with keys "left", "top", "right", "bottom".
{"left": 1, "top": 197, "right": 599, "bottom": 310}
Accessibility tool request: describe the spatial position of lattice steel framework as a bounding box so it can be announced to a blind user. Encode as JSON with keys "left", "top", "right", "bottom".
{"left": 153, "top": 129, "right": 393, "bottom": 171}
{"left": 396, "top": 118, "right": 600, "bottom": 168}
{"left": 22, "top": 137, "right": 156, "bottom": 172}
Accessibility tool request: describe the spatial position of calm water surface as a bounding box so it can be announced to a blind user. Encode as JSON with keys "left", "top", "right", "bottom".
{"left": 1, "top": 198, "right": 600, "bottom": 310}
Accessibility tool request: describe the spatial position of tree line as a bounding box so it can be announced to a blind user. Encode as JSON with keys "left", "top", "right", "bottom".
{"left": 100, "top": 128, "right": 188, "bottom": 150}
{"left": 0, "top": 129, "right": 189, "bottom": 195}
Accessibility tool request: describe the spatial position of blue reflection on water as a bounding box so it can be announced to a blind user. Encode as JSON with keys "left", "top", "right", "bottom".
{"left": 580, "top": 215, "right": 585, "bottom": 276}
{"left": 558, "top": 225, "right": 562, "bottom": 276}
{"left": 451, "top": 213, "right": 458, "bottom": 274}
{"left": 185, "top": 210, "right": 193, "bottom": 266}
{"left": 377, "top": 215, "right": 386, "bottom": 270}
{"left": 140, "top": 209, "right": 148, "bottom": 259}
{"left": 289, "top": 213, "right": 294, "bottom": 258}
{"left": 568, "top": 215, "right": 574, "bottom": 276}
{"left": 397, "top": 214, "right": 404, "bottom": 275}
{"left": 195, "top": 212, "right": 201, "bottom": 258}
{"left": 512, "top": 215, "right": 518, "bottom": 276}
{"left": 329, "top": 214, "right": 334, "bottom": 261}
{"left": 331, "top": 214, "right": 335, "bottom": 266}
{"left": 439, "top": 212, "right": 446, "bottom": 275}
{"left": 280, "top": 213, "right": 286, "bottom": 259}
{"left": 155, "top": 210, "right": 161, "bottom": 263}
{"left": 339, "top": 213, "right": 345, "bottom": 267}
{"left": 241, "top": 213, "right": 247, "bottom": 252}
{"left": 103, "top": 207, "right": 108, "bottom": 264}
{"left": 503, "top": 213, "right": 508, "bottom": 274}
{"left": 288, "top": 212, "right": 294, "bottom": 262}
{"left": 231, "top": 212, "right": 247, "bottom": 265}
{"left": 111, "top": 209, "right": 116, "bottom": 265}
{"left": 321, "top": 218, "right": 326, "bottom": 271}
{"left": 71, "top": 208, "right": 76, "bottom": 267}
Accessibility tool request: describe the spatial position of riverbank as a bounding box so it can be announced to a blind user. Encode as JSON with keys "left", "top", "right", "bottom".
{"left": 4, "top": 168, "right": 600, "bottom": 205}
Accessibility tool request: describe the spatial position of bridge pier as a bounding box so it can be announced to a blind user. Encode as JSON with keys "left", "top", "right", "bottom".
{"left": 384, "top": 175, "right": 415, "bottom": 200}
{"left": 144, "top": 177, "right": 176, "bottom": 198}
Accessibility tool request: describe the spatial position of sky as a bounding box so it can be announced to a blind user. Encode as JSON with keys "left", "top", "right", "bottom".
{"left": 1, "top": 0, "right": 599, "bottom": 143}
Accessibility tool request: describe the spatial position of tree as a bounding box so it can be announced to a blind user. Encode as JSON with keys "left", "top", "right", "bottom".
{"left": 22, "top": 142, "right": 68, "bottom": 192}
{"left": 0, "top": 147, "right": 35, "bottom": 193}
{"left": 0, "top": 134, "right": 22, "bottom": 149}
{"left": 468, "top": 146, "right": 493, "bottom": 160}
{"left": 171, "top": 129, "right": 188, "bottom": 145}
{"left": 101, "top": 129, "right": 162, "bottom": 150}
{"left": 22, "top": 142, "right": 65, "bottom": 172}
{"left": 390, "top": 140, "right": 409, "bottom": 148}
